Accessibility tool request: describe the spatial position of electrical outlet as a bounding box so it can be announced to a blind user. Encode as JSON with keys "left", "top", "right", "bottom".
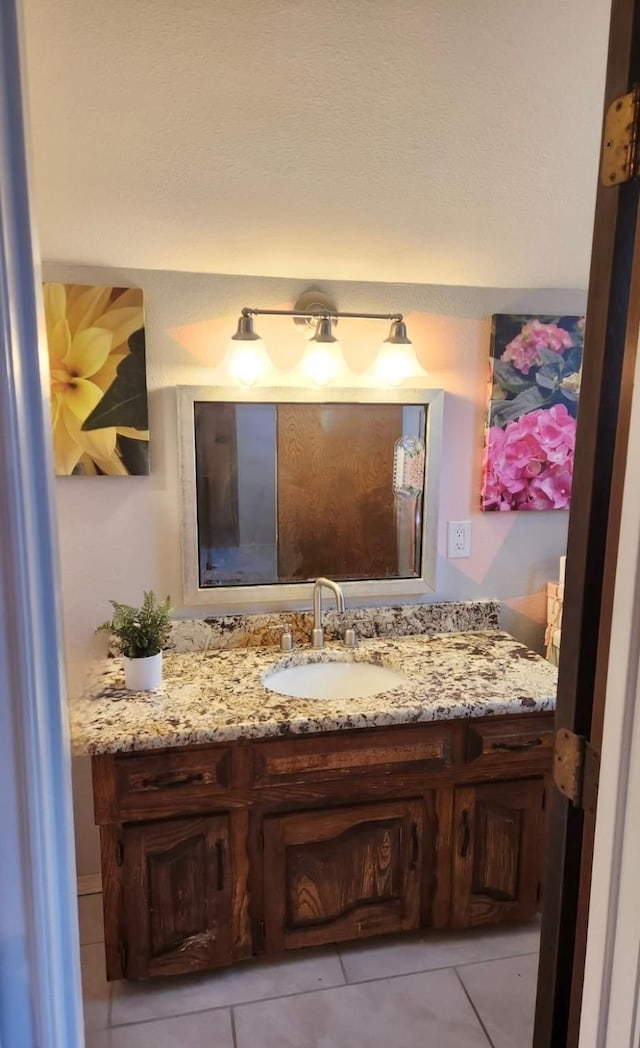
{"left": 447, "top": 520, "right": 472, "bottom": 558}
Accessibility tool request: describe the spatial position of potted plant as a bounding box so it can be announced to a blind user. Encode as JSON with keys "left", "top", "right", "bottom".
{"left": 97, "top": 590, "right": 173, "bottom": 691}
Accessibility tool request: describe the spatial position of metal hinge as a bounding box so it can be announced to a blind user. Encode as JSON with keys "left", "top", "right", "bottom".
{"left": 115, "top": 839, "right": 124, "bottom": 866}
{"left": 601, "top": 85, "right": 640, "bottom": 186}
{"left": 553, "top": 728, "right": 600, "bottom": 814}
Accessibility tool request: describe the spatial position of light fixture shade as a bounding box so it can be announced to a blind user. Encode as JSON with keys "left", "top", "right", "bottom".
{"left": 383, "top": 319, "right": 412, "bottom": 345}
{"left": 225, "top": 313, "right": 272, "bottom": 385}
{"left": 376, "top": 322, "right": 421, "bottom": 385}
{"left": 231, "top": 314, "right": 262, "bottom": 342}
{"left": 226, "top": 339, "right": 272, "bottom": 386}
{"left": 301, "top": 316, "right": 343, "bottom": 384}
{"left": 302, "top": 344, "right": 343, "bottom": 386}
{"left": 309, "top": 316, "right": 339, "bottom": 344}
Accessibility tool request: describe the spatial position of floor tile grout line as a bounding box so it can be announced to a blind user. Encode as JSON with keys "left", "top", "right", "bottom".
{"left": 334, "top": 945, "right": 349, "bottom": 985}
{"left": 459, "top": 947, "right": 539, "bottom": 966}
{"left": 109, "top": 982, "right": 344, "bottom": 1029}
{"left": 109, "top": 1001, "right": 237, "bottom": 1030}
{"left": 453, "top": 966, "right": 496, "bottom": 1048}
{"left": 106, "top": 951, "right": 539, "bottom": 1030}
{"left": 230, "top": 1005, "right": 238, "bottom": 1048}
{"left": 333, "top": 946, "right": 539, "bottom": 987}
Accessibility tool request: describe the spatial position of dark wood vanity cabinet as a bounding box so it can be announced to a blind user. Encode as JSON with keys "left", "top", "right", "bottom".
{"left": 92, "top": 712, "right": 553, "bottom": 981}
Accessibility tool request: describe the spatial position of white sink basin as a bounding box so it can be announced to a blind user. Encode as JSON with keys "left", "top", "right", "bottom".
{"left": 263, "top": 660, "right": 410, "bottom": 700}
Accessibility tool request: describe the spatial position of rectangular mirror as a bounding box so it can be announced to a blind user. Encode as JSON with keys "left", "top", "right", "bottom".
{"left": 178, "top": 387, "right": 443, "bottom": 608}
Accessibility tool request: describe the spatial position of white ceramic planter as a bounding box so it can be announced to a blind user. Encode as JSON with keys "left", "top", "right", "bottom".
{"left": 123, "top": 652, "right": 162, "bottom": 691}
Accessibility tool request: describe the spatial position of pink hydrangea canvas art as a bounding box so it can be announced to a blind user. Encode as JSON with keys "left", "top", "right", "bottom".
{"left": 481, "top": 314, "right": 584, "bottom": 511}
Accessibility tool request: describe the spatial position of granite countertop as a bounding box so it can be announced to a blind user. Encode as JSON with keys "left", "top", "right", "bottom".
{"left": 71, "top": 630, "right": 558, "bottom": 755}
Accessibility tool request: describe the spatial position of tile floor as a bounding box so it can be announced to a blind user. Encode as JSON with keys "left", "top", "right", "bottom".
{"left": 80, "top": 894, "right": 540, "bottom": 1047}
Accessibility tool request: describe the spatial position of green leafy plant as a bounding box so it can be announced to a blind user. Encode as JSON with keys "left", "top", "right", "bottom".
{"left": 97, "top": 590, "right": 173, "bottom": 659}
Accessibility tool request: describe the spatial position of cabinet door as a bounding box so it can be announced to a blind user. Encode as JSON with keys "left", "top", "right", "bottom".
{"left": 122, "top": 814, "right": 232, "bottom": 978}
{"left": 451, "top": 778, "right": 545, "bottom": 928}
{"left": 263, "top": 800, "right": 424, "bottom": 951}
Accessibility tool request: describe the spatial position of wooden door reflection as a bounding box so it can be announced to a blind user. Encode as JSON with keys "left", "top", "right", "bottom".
{"left": 276, "top": 404, "right": 402, "bottom": 580}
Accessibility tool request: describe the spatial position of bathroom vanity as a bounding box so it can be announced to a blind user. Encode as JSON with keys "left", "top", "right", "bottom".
{"left": 76, "top": 624, "right": 557, "bottom": 982}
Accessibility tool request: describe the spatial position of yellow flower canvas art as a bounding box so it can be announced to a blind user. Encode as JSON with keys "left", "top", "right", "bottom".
{"left": 43, "top": 283, "right": 149, "bottom": 475}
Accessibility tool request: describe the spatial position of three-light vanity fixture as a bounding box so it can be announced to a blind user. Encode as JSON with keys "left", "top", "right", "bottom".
{"left": 225, "top": 289, "right": 423, "bottom": 387}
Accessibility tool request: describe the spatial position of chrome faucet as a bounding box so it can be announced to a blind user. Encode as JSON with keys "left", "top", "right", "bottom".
{"left": 311, "top": 577, "right": 345, "bottom": 649}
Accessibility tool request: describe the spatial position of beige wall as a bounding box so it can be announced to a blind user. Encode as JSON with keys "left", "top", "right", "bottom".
{"left": 25, "top": 0, "right": 609, "bottom": 288}
{"left": 47, "top": 264, "right": 583, "bottom": 877}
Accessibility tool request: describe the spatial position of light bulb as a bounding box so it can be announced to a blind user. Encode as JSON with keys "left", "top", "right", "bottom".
{"left": 375, "top": 344, "right": 421, "bottom": 386}
{"left": 302, "top": 343, "right": 342, "bottom": 386}
{"left": 228, "top": 341, "right": 270, "bottom": 386}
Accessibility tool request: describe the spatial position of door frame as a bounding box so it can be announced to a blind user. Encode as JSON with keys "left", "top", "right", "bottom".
{"left": 0, "top": 0, "right": 84, "bottom": 1044}
{"left": 578, "top": 334, "right": 640, "bottom": 1045}
{"left": 534, "top": 0, "right": 640, "bottom": 1043}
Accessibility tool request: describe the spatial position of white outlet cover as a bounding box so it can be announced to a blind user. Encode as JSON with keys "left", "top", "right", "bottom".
{"left": 447, "top": 520, "right": 472, "bottom": 559}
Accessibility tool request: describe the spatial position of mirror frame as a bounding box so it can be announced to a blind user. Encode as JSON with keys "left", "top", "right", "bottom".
{"left": 177, "top": 386, "right": 444, "bottom": 609}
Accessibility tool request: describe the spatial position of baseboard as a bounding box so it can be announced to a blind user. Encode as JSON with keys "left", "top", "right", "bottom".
{"left": 77, "top": 873, "right": 102, "bottom": 896}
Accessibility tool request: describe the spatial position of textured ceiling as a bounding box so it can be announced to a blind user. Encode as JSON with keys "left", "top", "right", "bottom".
{"left": 22, "top": 0, "right": 611, "bottom": 287}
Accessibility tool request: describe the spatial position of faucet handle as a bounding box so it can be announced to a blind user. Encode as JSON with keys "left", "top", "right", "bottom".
{"left": 311, "top": 626, "right": 324, "bottom": 650}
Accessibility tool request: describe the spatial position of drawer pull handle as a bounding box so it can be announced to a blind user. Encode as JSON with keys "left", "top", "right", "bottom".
{"left": 216, "top": 840, "right": 225, "bottom": 891}
{"left": 460, "top": 810, "right": 471, "bottom": 859}
{"left": 490, "top": 738, "right": 542, "bottom": 752}
{"left": 410, "top": 822, "right": 420, "bottom": 870}
{"left": 140, "top": 771, "right": 205, "bottom": 790}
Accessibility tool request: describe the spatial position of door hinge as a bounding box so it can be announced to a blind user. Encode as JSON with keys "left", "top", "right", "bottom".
{"left": 553, "top": 728, "right": 600, "bottom": 814}
{"left": 601, "top": 85, "right": 640, "bottom": 186}
{"left": 115, "top": 839, "right": 124, "bottom": 866}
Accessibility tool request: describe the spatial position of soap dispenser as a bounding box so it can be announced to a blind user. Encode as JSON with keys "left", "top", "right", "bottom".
{"left": 279, "top": 627, "right": 294, "bottom": 652}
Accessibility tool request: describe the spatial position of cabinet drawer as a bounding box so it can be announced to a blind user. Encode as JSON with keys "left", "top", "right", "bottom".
{"left": 466, "top": 717, "right": 553, "bottom": 766}
{"left": 252, "top": 727, "right": 453, "bottom": 786}
{"left": 114, "top": 747, "right": 232, "bottom": 818}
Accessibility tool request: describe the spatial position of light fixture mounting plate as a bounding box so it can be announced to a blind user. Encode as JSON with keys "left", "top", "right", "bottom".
{"left": 293, "top": 288, "right": 338, "bottom": 329}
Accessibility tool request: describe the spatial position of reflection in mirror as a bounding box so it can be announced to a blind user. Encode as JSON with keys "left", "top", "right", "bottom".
{"left": 178, "top": 387, "right": 443, "bottom": 607}
{"left": 193, "top": 402, "right": 427, "bottom": 587}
